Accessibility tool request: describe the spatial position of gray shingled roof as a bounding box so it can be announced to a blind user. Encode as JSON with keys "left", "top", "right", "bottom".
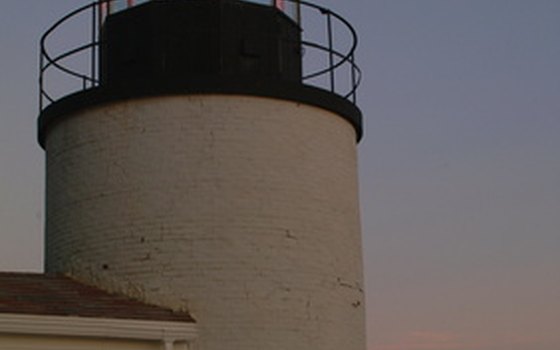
{"left": 0, "top": 272, "right": 194, "bottom": 322}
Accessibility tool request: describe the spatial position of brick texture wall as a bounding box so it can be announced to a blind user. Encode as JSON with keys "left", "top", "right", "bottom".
{"left": 45, "top": 95, "right": 365, "bottom": 350}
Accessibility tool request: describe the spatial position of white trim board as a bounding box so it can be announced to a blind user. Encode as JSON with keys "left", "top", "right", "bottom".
{"left": 0, "top": 313, "right": 197, "bottom": 342}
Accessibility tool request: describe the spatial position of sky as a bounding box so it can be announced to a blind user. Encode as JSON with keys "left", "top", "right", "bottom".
{"left": 1, "top": 1, "right": 559, "bottom": 350}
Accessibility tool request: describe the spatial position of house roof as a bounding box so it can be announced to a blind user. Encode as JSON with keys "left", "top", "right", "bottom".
{"left": 0, "top": 272, "right": 194, "bottom": 323}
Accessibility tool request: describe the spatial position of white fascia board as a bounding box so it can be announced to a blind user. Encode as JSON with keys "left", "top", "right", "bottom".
{"left": 0, "top": 313, "right": 197, "bottom": 342}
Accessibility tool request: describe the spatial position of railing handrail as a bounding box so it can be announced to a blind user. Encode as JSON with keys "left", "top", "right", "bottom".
{"left": 39, "top": 1, "right": 101, "bottom": 110}
{"left": 39, "top": 0, "right": 361, "bottom": 111}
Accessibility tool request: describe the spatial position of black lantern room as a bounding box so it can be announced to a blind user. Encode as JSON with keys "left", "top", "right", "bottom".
{"left": 38, "top": 0, "right": 362, "bottom": 146}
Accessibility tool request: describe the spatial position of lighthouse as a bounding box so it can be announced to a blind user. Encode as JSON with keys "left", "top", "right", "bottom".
{"left": 37, "top": 1, "right": 364, "bottom": 350}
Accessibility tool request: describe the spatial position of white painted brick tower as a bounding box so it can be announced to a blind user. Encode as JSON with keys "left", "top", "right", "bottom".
{"left": 38, "top": 1, "right": 364, "bottom": 349}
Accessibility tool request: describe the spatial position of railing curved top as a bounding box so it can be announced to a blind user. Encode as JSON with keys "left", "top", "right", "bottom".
{"left": 39, "top": 0, "right": 361, "bottom": 112}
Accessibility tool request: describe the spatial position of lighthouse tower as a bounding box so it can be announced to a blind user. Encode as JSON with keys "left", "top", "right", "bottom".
{"left": 38, "top": 1, "right": 364, "bottom": 350}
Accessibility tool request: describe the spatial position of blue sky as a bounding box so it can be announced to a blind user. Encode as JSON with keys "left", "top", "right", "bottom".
{"left": 1, "top": 1, "right": 559, "bottom": 349}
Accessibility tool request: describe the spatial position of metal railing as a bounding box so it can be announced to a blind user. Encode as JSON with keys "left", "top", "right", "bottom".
{"left": 39, "top": 0, "right": 361, "bottom": 112}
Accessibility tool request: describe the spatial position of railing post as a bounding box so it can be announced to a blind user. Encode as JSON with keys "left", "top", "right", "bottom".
{"left": 91, "top": 1, "right": 97, "bottom": 88}
{"left": 326, "top": 11, "right": 335, "bottom": 93}
{"left": 39, "top": 51, "right": 44, "bottom": 111}
{"left": 350, "top": 53, "right": 356, "bottom": 104}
